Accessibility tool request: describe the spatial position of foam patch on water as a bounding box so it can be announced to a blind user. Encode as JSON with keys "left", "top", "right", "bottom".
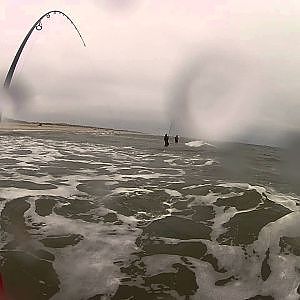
{"left": 112, "top": 187, "right": 153, "bottom": 195}
{"left": 164, "top": 189, "right": 182, "bottom": 198}
{"left": 185, "top": 140, "right": 215, "bottom": 147}
{"left": 24, "top": 201, "right": 140, "bottom": 300}
{"left": 217, "top": 181, "right": 266, "bottom": 193}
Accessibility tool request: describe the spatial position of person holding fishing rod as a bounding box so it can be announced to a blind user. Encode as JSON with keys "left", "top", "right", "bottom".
{"left": 164, "top": 133, "right": 170, "bottom": 147}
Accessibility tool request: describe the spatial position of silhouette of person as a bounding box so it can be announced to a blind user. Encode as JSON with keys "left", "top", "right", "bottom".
{"left": 164, "top": 134, "right": 169, "bottom": 147}
{"left": 175, "top": 135, "right": 179, "bottom": 144}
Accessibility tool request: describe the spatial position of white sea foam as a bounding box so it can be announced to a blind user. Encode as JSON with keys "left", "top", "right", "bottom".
{"left": 164, "top": 189, "right": 182, "bottom": 197}
{"left": 185, "top": 140, "right": 215, "bottom": 147}
{"left": 112, "top": 187, "right": 153, "bottom": 195}
{"left": 24, "top": 200, "right": 141, "bottom": 300}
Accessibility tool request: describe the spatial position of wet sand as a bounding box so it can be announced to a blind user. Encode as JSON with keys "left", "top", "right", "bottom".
{"left": 0, "top": 119, "right": 141, "bottom": 135}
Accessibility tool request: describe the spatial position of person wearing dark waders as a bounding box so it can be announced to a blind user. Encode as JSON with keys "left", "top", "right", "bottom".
{"left": 175, "top": 135, "right": 179, "bottom": 144}
{"left": 164, "top": 134, "right": 169, "bottom": 147}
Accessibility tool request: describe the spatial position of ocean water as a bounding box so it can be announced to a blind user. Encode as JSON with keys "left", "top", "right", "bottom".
{"left": 0, "top": 130, "right": 299, "bottom": 300}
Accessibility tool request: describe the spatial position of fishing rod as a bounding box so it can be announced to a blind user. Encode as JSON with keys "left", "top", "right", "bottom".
{"left": 1, "top": 10, "right": 86, "bottom": 121}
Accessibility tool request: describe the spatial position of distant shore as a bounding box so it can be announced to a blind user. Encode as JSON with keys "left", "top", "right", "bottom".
{"left": 0, "top": 118, "right": 143, "bottom": 135}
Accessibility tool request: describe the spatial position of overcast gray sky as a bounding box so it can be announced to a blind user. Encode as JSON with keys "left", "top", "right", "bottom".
{"left": 1, "top": 0, "right": 300, "bottom": 144}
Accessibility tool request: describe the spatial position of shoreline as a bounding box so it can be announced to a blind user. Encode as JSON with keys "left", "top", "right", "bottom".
{"left": 0, "top": 119, "right": 144, "bottom": 135}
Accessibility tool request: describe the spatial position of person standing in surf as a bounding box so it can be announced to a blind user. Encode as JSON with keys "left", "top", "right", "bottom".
{"left": 164, "top": 134, "right": 169, "bottom": 147}
{"left": 175, "top": 135, "right": 179, "bottom": 144}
